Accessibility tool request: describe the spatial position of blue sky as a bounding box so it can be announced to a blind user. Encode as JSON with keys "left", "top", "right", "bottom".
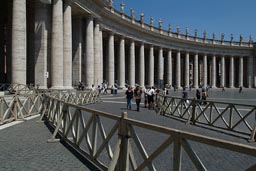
{"left": 113, "top": 0, "right": 255, "bottom": 41}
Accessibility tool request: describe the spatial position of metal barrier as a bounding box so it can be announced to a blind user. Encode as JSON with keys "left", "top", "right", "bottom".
{"left": 0, "top": 83, "right": 11, "bottom": 91}
{"left": 0, "top": 89, "right": 99, "bottom": 125}
{"left": 155, "top": 94, "right": 256, "bottom": 141}
{"left": 46, "top": 90, "right": 100, "bottom": 105}
{"left": 41, "top": 95, "right": 256, "bottom": 171}
{"left": 0, "top": 94, "right": 44, "bottom": 125}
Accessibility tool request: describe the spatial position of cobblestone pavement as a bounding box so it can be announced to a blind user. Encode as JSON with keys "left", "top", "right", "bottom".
{"left": 0, "top": 116, "right": 96, "bottom": 171}
{"left": 1, "top": 89, "right": 256, "bottom": 171}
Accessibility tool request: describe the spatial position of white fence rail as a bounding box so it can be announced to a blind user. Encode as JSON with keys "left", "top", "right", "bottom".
{"left": 155, "top": 95, "right": 256, "bottom": 141}
{"left": 42, "top": 95, "right": 256, "bottom": 171}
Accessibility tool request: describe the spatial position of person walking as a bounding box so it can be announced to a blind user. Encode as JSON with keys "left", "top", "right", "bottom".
{"left": 196, "top": 89, "right": 201, "bottom": 100}
{"left": 134, "top": 86, "right": 143, "bottom": 111}
{"left": 147, "top": 86, "right": 155, "bottom": 110}
{"left": 125, "top": 86, "right": 133, "bottom": 110}
{"left": 239, "top": 86, "right": 243, "bottom": 93}
{"left": 182, "top": 87, "right": 188, "bottom": 108}
{"left": 201, "top": 89, "right": 208, "bottom": 105}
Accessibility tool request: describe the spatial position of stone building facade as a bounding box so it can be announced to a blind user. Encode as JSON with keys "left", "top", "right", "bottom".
{"left": 0, "top": 0, "right": 255, "bottom": 89}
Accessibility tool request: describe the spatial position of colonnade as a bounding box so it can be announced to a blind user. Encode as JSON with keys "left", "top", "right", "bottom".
{"left": 0, "top": 0, "right": 254, "bottom": 89}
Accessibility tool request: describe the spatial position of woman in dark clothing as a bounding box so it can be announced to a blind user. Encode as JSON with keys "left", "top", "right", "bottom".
{"left": 196, "top": 89, "right": 201, "bottom": 100}
{"left": 125, "top": 86, "right": 133, "bottom": 110}
{"left": 134, "top": 86, "right": 142, "bottom": 111}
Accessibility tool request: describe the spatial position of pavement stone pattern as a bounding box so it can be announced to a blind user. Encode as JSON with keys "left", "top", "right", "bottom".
{"left": 0, "top": 117, "right": 93, "bottom": 171}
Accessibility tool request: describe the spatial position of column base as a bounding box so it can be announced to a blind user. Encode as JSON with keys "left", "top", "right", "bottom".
{"left": 63, "top": 86, "right": 74, "bottom": 90}
{"left": 50, "top": 86, "right": 64, "bottom": 90}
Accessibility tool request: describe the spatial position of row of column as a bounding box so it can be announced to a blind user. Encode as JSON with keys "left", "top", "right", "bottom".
{"left": 9, "top": 0, "right": 254, "bottom": 89}
{"left": 104, "top": 32, "right": 251, "bottom": 88}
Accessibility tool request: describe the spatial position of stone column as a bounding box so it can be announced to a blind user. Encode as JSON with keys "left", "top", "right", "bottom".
{"left": 0, "top": 3, "right": 4, "bottom": 83}
{"left": 12, "top": 0, "right": 27, "bottom": 84}
{"left": 72, "top": 17, "right": 82, "bottom": 84}
{"left": 107, "top": 33, "right": 115, "bottom": 87}
{"left": 63, "top": 1, "right": 72, "bottom": 89}
{"left": 166, "top": 49, "right": 172, "bottom": 86}
{"left": 176, "top": 51, "right": 181, "bottom": 89}
{"left": 118, "top": 36, "right": 125, "bottom": 88}
{"left": 194, "top": 53, "right": 199, "bottom": 89}
{"left": 221, "top": 56, "right": 225, "bottom": 87}
{"left": 34, "top": 1, "right": 49, "bottom": 89}
{"left": 247, "top": 56, "right": 253, "bottom": 88}
{"left": 139, "top": 42, "right": 145, "bottom": 87}
{"left": 51, "top": 0, "right": 64, "bottom": 89}
{"left": 185, "top": 52, "right": 189, "bottom": 88}
{"left": 148, "top": 45, "right": 154, "bottom": 87}
{"left": 211, "top": 55, "right": 216, "bottom": 88}
{"left": 129, "top": 40, "right": 135, "bottom": 87}
{"left": 94, "top": 21, "right": 101, "bottom": 86}
{"left": 229, "top": 56, "right": 234, "bottom": 88}
{"left": 239, "top": 56, "right": 243, "bottom": 87}
{"left": 85, "top": 16, "right": 94, "bottom": 88}
{"left": 158, "top": 47, "right": 163, "bottom": 87}
{"left": 99, "top": 27, "right": 103, "bottom": 84}
{"left": 203, "top": 54, "right": 207, "bottom": 87}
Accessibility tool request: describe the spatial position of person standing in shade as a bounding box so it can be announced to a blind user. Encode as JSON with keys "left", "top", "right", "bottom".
{"left": 201, "top": 89, "right": 208, "bottom": 105}
{"left": 125, "top": 86, "right": 133, "bottom": 110}
{"left": 182, "top": 87, "right": 188, "bottom": 108}
{"left": 134, "top": 86, "right": 143, "bottom": 111}
{"left": 239, "top": 86, "right": 243, "bottom": 93}
{"left": 196, "top": 89, "right": 201, "bottom": 100}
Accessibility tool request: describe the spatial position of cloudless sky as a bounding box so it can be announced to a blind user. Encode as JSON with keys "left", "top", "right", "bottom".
{"left": 113, "top": 0, "right": 255, "bottom": 41}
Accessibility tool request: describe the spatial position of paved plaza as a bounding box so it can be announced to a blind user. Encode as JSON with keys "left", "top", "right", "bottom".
{"left": 0, "top": 89, "right": 256, "bottom": 170}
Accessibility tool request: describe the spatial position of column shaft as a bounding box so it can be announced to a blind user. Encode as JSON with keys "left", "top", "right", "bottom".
{"left": 139, "top": 43, "right": 145, "bottom": 87}
{"left": 34, "top": 1, "right": 49, "bottom": 89}
{"left": 203, "top": 54, "right": 207, "bottom": 87}
{"left": 239, "top": 56, "right": 243, "bottom": 87}
{"left": 211, "top": 55, "right": 216, "bottom": 88}
{"left": 63, "top": 2, "right": 72, "bottom": 89}
{"left": 107, "top": 33, "right": 115, "bottom": 87}
{"left": 85, "top": 17, "right": 94, "bottom": 88}
{"left": 148, "top": 45, "right": 154, "bottom": 87}
{"left": 221, "top": 56, "right": 225, "bottom": 87}
{"left": 194, "top": 53, "right": 199, "bottom": 89}
{"left": 0, "top": 3, "right": 4, "bottom": 83}
{"left": 129, "top": 40, "right": 135, "bottom": 87}
{"left": 118, "top": 37, "right": 125, "bottom": 88}
{"left": 12, "top": 0, "right": 27, "bottom": 84}
{"left": 51, "top": 0, "right": 63, "bottom": 89}
{"left": 229, "top": 56, "right": 234, "bottom": 88}
{"left": 166, "top": 49, "right": 172, "bottom": 86}
{"left": 185, "top": 52, "right": 189, "bottom": 88}
{"left": 72, "top": 18, "right": 82, "bottom": 84}
{"left": 99, "top": 28, "right": 103, "bottom": 84}
{"left": 158, "top": 47, "right": 163, "bottom": 87}
{"left": 247, "top": 56, "right": 253, "bottom": 88}
{"left": 94, "top": 22, "right": 101, "bottom": 86}
{"left": 176, "top": 51, "right": 181, "bottom": 89}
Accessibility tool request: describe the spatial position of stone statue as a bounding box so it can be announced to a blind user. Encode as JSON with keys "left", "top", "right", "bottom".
{"left": 249, "top": 35, "right": 253, "bottom": 43}
{"left": 240, "top": 34, "right": 243, "bottom": 42}
{"left": 221, "top": 33, "right": 225, "bottom": 41}
{"left": 213, "top": 32, "right": 216, "bottom": 40}
{"left": 168, "top": 24, "right": 172, "bottom": 33}
{"left": 177, "top": 26, "right": 180, "bottom": 34}
{"left": 159, "top": 19, "right": 163, "bottom": 29}
{"left": 120, "top": 2, "right": 124, "bottom": 14}
{"left": 130, "top": 8, "right": 135, "bottom": 19}
{"left": 185, "top": 27, "right": 189, "bottom": 36}
{"left": 150, "top": 17, "right": 154, "bottom": 26}
{"left": 140, "top": 13, "right": 144, "bottom": 24}
{"left": 194, "top": 29, "right": 198, "bottom": 37}
{"left": 230, "top": 34, "right": 234, "bottom": 42}
{"left": 109, "top": 0, "right": 113, "bottom": 7}
{"left": 203, "top": 30, "right": 207, "bottom": 39}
